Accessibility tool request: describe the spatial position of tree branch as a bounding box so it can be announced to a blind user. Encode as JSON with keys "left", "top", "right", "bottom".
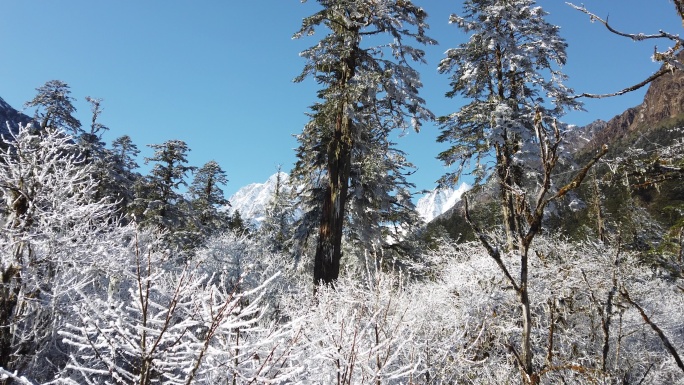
{"left": 572, "top": 68, "right": 672, "bottom": 99}
{"left": 567, "top": 3, "right": 684, "bottom": 45}
{"left": 621, "top": 288, "right": 684, "bottom": 374}
{"left": 463, "top": 195, "right": 520, "bottom": 292}
{"left": 551, "top": 145, "right": 609, "bottom": 200}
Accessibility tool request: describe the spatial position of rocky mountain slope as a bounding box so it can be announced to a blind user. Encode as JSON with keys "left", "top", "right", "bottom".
{"left": 573, "top": 51, "right": 684, "bottom": 153}
{"left": 0, "top": 97, "right": 33, "bottom": 137}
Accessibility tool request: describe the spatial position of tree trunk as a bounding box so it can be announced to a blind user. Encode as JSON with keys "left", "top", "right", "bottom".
{"left": 519, "top": 248, "right": 538, "bottom": 385}
{"left": 0, "top": 267, "right": 20, "bottom": 385}
{"left": 313, "top": 28, "right": 357, "bottom": 286}
{"left": 314, "top": 114, "right": 353, "bottom": 285}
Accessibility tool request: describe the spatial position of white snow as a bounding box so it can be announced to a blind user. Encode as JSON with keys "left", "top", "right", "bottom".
{"left": 229, "top": 172, "right": 470, "bottom": 226}
{"left": 415, "top": 182, "right": 471, "bottom": 223}
{"left": 227, "top": 172, "right": 291, "bottom": 226}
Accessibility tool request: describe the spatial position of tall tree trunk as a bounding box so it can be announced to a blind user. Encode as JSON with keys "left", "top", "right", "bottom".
{"left": 519, "top": 248, "right": 538, "bottom": 385}
{"left": 313, "top": 29, "right": 357, "bottom": 286}
{"left": 314, "top": 114, "right": 353, "bottom": 285}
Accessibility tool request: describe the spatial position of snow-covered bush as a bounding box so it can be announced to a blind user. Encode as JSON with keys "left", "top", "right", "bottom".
{"left": 0, "top": 124, "right": 128, "bottom": 381}
{"left": 58, "top": 230, "right": 301, "bottom": 385}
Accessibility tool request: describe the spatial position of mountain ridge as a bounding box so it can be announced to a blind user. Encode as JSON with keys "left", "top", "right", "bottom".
{"left": 0, "top": 96, "right": 34, "bottom": 138}
{"left": 573, "top": 51, "right": 684, "bottom": 152}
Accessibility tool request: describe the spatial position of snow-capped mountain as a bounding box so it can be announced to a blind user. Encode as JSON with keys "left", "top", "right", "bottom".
{"left": 227, "top": 172, "right": 291, "bottom": 225}
{"left": 415, "top": 183, "right": 471, "bottom": 223}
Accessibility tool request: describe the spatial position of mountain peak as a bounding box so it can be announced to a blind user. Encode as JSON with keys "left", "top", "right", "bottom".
{"left": 415, "top": 183, "right": 471, "bottom": 223}
{"left": 227, "top": 172, "right": 291, "bottom": 226}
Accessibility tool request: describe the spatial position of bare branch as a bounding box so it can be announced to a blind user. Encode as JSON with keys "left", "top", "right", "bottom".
{"left": 552, "top": 145, "right": 609, "bottom": 200}
{"left": 567, "top": 3, "right": 683, "bottom": 44}
{"left": 463, "top": 195, "right": 520, "bottom": 292}
{"left": 572, "top": 68, "right": 672, "bottom": 99}
{"left": 567, "top": 2, "right": 683, "bottom": 99}
{"left": 0, "top": 367, "right": 36, "bottom": 385}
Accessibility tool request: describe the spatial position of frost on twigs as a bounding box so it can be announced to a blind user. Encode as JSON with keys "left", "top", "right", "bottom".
{"left": 567, "top": 1, "right": 683, "bottom": 99}
{"left": 59, "top": 231, "right": 301, "bottom": 384}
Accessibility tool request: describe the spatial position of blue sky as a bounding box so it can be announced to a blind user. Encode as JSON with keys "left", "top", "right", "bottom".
{"left": 1, "top": 1, "right": 681, "bottom": 198}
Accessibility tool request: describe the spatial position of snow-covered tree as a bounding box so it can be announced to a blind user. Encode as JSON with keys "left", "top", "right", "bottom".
{"left": 292, "top": 0, "right": 435, "bottom": 285}
{"left": 260, "top": 170, "right": 295, "bottom": 254}
{"left": 436, "top": 1, "right": 610, "bottom": 382}
{"left": 0, "top": 124, "right": 125, "bottom": 382}
{"left": 24, "top": 80, "right": 81, "bottom": 134}
{"left": 59, "top": 231, "right": 301, "bottom": 385}
{"left": 77, "top": 96, "right": 109, "bottom": 162}
{"left": 189, "top": 160, "right": 229, "bottom": 237}
{"left": 98, "top": 135, "right": 142, "bottom": 216}
{"left": 131, "top": 140, "right": 195, "bottom": 248}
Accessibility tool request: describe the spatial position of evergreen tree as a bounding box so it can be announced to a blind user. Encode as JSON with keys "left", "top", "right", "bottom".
{"left": 24, "top": 80, "right": 81, "bottom": 134}
{"left": 261, "top": 169, "right": 295, "bottom": 253}
{"left": 111, "top": 135, "right": 141, "bottom": 173}
{"left": 292, "top": 0, "right": 435, "bottom": 285}
{"left": 102, "top": 135, "right": 142, "bottom": 216}
{"left": 437, "top": 0, "right": 581, "bottom": 250}
{"left": 78, "top": 96, "right": 109, "bottom": 162}
{"left": 132, "top": 140, "right": 195, "bottom": 243}
{"left": 227, "top": 210, "right": 249, "bottom": 235}
{"left": 436, "top": 1, "right": 605, "bottom": 383}
{"left": 189, "top": 160, "right": 229, "bottom": 236}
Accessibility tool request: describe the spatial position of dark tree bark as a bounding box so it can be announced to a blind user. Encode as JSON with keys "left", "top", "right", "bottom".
{"left": 314, "top": 45, "right": 357, "bottom": 285}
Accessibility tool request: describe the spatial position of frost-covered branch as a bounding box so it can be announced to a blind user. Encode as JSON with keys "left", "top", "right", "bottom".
{"left": 620, "top": 288, "right": 684, "bottom": 374}
{"left": 567, "top": 2, "right": 683, "bottom": 99}
{"left": 572, "top": 68, "right": 672, "bottom": 99}
{"left": 0, "top": 367, "right": 36, "bottom": 385}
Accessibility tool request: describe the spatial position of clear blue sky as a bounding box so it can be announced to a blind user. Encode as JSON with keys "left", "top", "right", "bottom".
{"left": 1, "top": 1, "right": 681, "bottom": 198}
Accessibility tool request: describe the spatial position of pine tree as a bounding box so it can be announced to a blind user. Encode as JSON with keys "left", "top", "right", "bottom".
{"left": 24, "top": 80, "right": 81, "bottom": 134}
{"left": 78, "top": 96, "right": 109, "bottom": 162}
{"left": 189, "top": 160, "right": 229, "bottom": 236}
{"left": 292, "top": 0, "right": 435, "bottom": 285}
{"left": 436, "top": 1, "right": 604, "bottom": 382}
{"left": 260, "top": 169, "right": 295, "bottom": 253}
{"left": 437, "top": 0, "right": 581, "bottom": 249}
{"left": 105, "top": 135, "right": 142, "bottom": 214}
{"left": 132, "top": 140, "right": 196, "bottom": 245}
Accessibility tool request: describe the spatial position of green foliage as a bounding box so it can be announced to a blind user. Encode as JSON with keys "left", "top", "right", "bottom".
{"left": 292, "top": 0, "right": 435, "bottom": 283}
{"left": 190, "top": 160, "right": 229, "bottom": 236}
{"left": 131, "top": 140, "right": 199, "bottom": 250}
{"left": 25, "top": 80, "right": 81, "bottom": 134}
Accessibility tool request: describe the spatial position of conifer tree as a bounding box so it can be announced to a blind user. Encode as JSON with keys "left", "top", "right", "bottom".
{"left": 78, "top": 96, "right": 109, "bottom": 162}
{"left": 261, "top": 169, "right": 295, "bottom": 253}
{"left": 437, "top": 1, "right": 605, "bottom": 382}
{"left": 132, "top": 140, "right": 195, "bottom": 240}
{"left": 437, "top": 0, "right": 580, "bottom": 249}
{"left": 24, "top": 80, "right": 81, "bottom": 134}
{"left": 101, "top": 135, "right": 142, "bottom": 216}
{"left": 189, "top": 160, "right": 229, "bottom": 235}
{"left": 292, "top": 0, "right": 435, "bottom": 285}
